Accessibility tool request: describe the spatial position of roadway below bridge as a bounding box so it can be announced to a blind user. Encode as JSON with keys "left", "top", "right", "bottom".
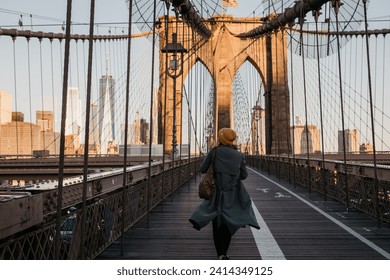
{"left": 1, "top": 153, "right": 390, "bottom": 181}
{"left": 0, "top": 155, "right": 163, "bottom": 180}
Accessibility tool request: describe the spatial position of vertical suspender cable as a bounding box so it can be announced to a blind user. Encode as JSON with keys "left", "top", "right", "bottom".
{"left": 186, "top": 20, "right": 191, "bottom": 178}
{"left": 381, "top": 36, "right": 386, "bottom": 151}
{"left": 188, "top": 32, "right": 193, "bottom": 177}
{"left": 289, "top": 24, "right": 296, "bottom": 188}
{"left": 314, "top": 10, "right": 327, "bottom": 201}
{"left": 362, "top": 0, "right": 380, "bottom": 227}
{"left": 161, "top": 1, "right": 171, "bottom": 210}
{"left": 39, "top": 39, "right": 46, "bottom": 150}
{"left": 274, "top": 30, "right": 281, "bottom": 180}
{"left": 179, "top": 22, "right": 185, "bottom": 160}
{"left": 199, "top": 64, "right": 203, "bottom": 155}
{"left": 55, "top": 0, "right": 72, "bottom": 260}
{"left": 26, "top": 38, "right": 33, "bottom": 154}
{"left": 281, "top": 27, "right": 291, "bottom": 184}
{"left": 194, "top": 61, "right": 197, "bottom": 157}
{"left": 80, "top": 0, "right": 95, "bottom": 259}
{"left": 120, "top": 0, "right": 134, "bottom": 254}
{"left": 373, "top": 36, "right": 378, "bottom": 120}
{"left": 333, "top": 0, "right": 350, "bottom": 210}
{"left": 12, "top": 37, "right": 19, "bottom": 157}
{"left": 194, "top": 44, "right": 198, "bottom": 160}
{"left": 50, "top": 40, "right": 58, "bottom": 153}
{"left": 147, "top": 0, "right": 158, "bottom": 226}
{"left": 299, "top": 8, "right": 311, "bottom": 193}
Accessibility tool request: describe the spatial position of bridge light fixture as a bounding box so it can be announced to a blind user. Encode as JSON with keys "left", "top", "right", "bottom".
{"left": 161, "top": 33, "right": 187, "bottom": 77}
{"left": 161, "top": 32, "right": 187, "bottom": 158}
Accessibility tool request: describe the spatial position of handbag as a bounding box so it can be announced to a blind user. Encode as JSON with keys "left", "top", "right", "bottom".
{"left": 198, "top": 148, "right": 217, "bottom": 200}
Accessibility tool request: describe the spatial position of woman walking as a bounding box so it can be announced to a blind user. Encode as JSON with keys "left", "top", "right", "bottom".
{"left": 189, "top": 128, "right": 260, "bottom": 260}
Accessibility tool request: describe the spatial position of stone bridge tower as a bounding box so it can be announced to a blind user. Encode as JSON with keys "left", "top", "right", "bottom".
{"left": 157, "top": 15, "right": 290, "bottom": 155}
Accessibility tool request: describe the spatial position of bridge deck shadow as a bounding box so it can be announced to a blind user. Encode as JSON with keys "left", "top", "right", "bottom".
{"left": 96, "top": 167, "right": 390, "bottom": 260}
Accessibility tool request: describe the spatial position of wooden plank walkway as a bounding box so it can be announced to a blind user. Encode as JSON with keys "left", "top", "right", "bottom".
{"left": 96, "top": 167, "right": 390, "bottom": 260}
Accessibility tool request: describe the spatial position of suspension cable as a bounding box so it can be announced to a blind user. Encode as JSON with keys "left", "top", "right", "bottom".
{"left": 12, "top": 37, "right": 19, "bottom": 158}
{"left": 120, "top": 0, "right": 134, "bottom": 255}
{"left": 55, "top": 0, "right": 73, "bottom": 260}
{"left": 160, "top": 0, "right": 171, "bottom": 211}
{"left": 146, "top": 0, "right": 158, "bottom": 227}
{"left": 281, "top": 26, "right": 292, "bottom": 184}
{"left": 299, "top": 7, "right": 312, "bottom": 194}
{"left": 334, "top": 0, "right": 350, "bottom": 211}
{"left": 50, "top": 39, "right": 57, "bottom": 153}
{"left": 80, "top": 0, "right": 95, "bottom": 259}
{"left": 362, "top": 0, "right": 380, "bottom": 227}
{"left": 314, "top": 10, "right": 327, "bottom": 200}
{"left": 26, "top": 37, "right": 33, "bottom": 154}
{"left": 39, "top": 39, "right": 47, "bottom": 151}
{"left": 381, "top": 36, "right": 386, "bottom": 151}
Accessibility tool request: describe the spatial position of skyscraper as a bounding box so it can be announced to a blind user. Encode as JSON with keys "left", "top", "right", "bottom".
{"left": 65, "top": 87, "right": 81, "bottom": 135}
{"left": 36, "top": 111, "right": 59, "bottom": 155}
{"left": 121, "top": 116, "right": 150, "bottom": 145}
{"left": 88, "top": 103, "right": 100, "bottom": 154}
{"left": 65, "top": 87, "right": 81, "bottom": 153}
{"left": 89, "top": 103, "right": 100, "bottom": 145}
{"left": 291, "top": 124, "right": 321, "bottom": 154}
{"left": 36, "top": 111, "right": 54, "bottom": 132}
{"left": 99, "top": 73, "right": 115, "bottom": 153}
{"left": 338, "top": 129, "right": 359, "bottom": 153}
{"left": 0, "top": 112, "right": 41, "bottom": 155}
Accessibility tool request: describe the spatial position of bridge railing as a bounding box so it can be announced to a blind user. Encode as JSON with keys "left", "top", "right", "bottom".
{"left": 0, "top": 157, "right": 200, "bottom": 260}
{"left": 247, "top": 155, "right": 390, "bottom": 224}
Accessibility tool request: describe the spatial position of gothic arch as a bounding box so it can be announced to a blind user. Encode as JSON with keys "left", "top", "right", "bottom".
{"left": 157, "top": 16, "right": 290, "bottom": 155}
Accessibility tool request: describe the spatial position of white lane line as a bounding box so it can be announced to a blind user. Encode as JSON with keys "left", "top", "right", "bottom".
{"left": 248, "top": 167, "right": 390, "bottom": 260}
{"left": 250, "top": 201, "right": 286, "bottom": 260}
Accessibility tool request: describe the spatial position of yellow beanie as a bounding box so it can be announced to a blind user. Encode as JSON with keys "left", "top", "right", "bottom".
{"left": 218, "top": 128, "right": 236, "bottom": 145}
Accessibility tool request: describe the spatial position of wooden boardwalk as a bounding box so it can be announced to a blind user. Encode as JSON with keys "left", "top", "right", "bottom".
{"left": 96, "top": 167, "right": 390, "bottom": 260}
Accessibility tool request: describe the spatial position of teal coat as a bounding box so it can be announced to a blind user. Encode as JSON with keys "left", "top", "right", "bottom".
{"left": 189, "top": 145, "right": 260, "bottom": 234}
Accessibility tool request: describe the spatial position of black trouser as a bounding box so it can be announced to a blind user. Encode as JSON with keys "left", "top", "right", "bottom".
{"left": 212, "top": 218, "right": 232, "bottom": 257}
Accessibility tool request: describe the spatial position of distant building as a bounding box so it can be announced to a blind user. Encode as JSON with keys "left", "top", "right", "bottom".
{"left": 0, "top": 110, "right": 59, "bottom": 156}
{"left": 65, "top": 87, "right": 81, "bottom": 136}
{"left": 12, "top": 112, "right": 24, "bottom": 122}
{"left": 88, "top": 103, "right": 100, "bottom": 150}
{"left": 0, "top": 112, "right": 41, "bottom": 155}
{"left": 65, "top": 88, "right": 81, "bottom": 153}
{"left": 36, "top": 111, "right": 59, "bottom": 155}
{"left": 99, "top": 74, "right": 116, "bottom": 151}
{"left": 291, "top": 125, "right": 321, "bottom": 154}
{"left": 338, "top": 129, "right": 359, "bottom": 153}
{"left": 123, "top": 114, "right": 150, "bottom": 145}
{"left": 132, "top": 117, "right": 149, "bottom": 145}
{"left": 0, "top": 89, "right": 12, "bottom": 125}
{"left": 36, "top": 111, "right": 54, "bottom": 132}
{"left": 360, "top": 142, "right": 373, "bottom": 154}
{"left": 64, "top": 134, "right": 81, "bottom": 155}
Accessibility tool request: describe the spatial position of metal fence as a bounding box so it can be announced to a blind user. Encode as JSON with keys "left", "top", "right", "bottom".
{"left": 0, "top": 158, "right": 200, "bottom": 259}
{"left": 247, "top": 155, "right": 390, "bottom": 224}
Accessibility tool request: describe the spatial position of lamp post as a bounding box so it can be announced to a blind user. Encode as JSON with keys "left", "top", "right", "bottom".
{"left": 161, "top": 31, "right": 187, "bottom": 159}
{"left": 252, "top": 104, "right": 262, "bottom": 155}
{"left": 205, "top": 123, "right": 213, "bottom": 153}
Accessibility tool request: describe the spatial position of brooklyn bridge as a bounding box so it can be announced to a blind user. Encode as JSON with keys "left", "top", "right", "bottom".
{"left": 0, "top": 0, "right": 390, "bottom": 262}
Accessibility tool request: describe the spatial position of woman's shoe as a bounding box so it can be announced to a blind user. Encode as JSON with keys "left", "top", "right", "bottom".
{"left": 218, "top": 255, "right": 229, "bottom": 260}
